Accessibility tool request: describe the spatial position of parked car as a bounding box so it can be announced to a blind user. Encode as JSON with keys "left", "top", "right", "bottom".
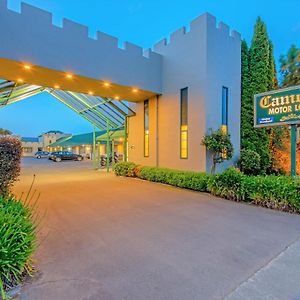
{"left": 52, "top": 151, "right": 83, "bottom": 162}
{"left": 35, "top": 151, "right": 49, "bottom": 159}
{"left": 48, "top": 151, "right": 60, "bottom": 160}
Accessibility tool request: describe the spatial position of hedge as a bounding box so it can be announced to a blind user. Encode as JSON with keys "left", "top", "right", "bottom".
{"left": 113, "top": 162, "right": 300, "bottom": 214}
{"left": 0, "top": 194, "right": 37, "bottom": 299}
{"left": 0, "top": 136, "right": 22, "bottom": 195}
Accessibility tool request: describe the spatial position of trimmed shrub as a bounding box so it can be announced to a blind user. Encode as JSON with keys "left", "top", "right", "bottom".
{"left": 244, "top": 175, "right": 300, "bottom": 213}
{"left": 0, "top": 136, "right": 22, "bottom": 195}
{"left": 0, "top": 194, "right": 37, "bottom": 299}
{"left": 139, "top": 166, "right": 210, "bottom": 192}
{"left": 113, "top": 162, "right": 138, "bottom": 177}
{"left": 240, "top": 149, "right": 261, "bottom": 175}
{"left": 207, "top": 168, "right": 246, "bottom": 201}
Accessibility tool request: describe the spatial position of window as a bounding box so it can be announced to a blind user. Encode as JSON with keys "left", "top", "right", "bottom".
{"left": 222, "top": 87, "right": 229, "bottom": 126}
{"left": 180, "top": 88, "right": 188, "bottom": 159}
{"left": 23, "top": 147, "right": 33, "bottom": 153}
{"left": 144, "top": 99, "right": 149, "bottom": 157}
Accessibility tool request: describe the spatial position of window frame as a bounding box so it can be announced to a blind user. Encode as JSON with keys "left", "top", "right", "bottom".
{"left": 144, "top": 99, "right": 149, "bottom": 157}
{"left": 180, "top": 87, "right": 188, "bottom": 159}
{"left": 222, "top": 86, "right": 229, "bottom": 126}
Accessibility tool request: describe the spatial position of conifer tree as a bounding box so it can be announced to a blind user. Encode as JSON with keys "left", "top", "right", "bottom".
{"left": 241, "top": 17, "right": 277, "bottom": 174}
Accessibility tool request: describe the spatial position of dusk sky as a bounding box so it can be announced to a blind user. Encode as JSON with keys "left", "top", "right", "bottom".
{"left": 1, "top": 0, "right": 300, "bottom": 137}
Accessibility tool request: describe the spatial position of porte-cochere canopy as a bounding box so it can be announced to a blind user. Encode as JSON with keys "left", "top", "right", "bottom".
{"left": 0, "top": 80, "right": 135, "bottom": 130}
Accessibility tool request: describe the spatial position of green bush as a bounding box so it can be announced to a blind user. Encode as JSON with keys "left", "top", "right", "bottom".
{"left": 240, "top": 149, "right": 261, "bottom": 175}
{"left": 244, "top": 176, "right": 300, "bottom": 213}
{"left": 0, "top": 136, "right": 22, "bottom": 195}
{"left": 113, "top": 162, "right": 138, "bottom": 177}
{"left": 139, "top": 166, "right": 210, "bottom": 192}
{"left": 0, "top": 194, "right": 37, "bottom": 299}
{"left": 208, "top": 168, "right": 246, "bottom": 201}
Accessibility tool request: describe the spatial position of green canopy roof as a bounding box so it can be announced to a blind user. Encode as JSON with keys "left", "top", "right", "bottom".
{"left": 49, "top": 131, "right": 106, "bottom": 147}
{"left": 96, "top": 129, "right": 125, "bottom": 141}
{"left": 48, "top": 136, "right": 71, "bottom": 147}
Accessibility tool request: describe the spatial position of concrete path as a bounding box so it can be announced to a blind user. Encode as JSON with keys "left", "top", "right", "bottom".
{"left": 13, "top": 158, "right": 300, "bottom": 300}
{"left": 225, "top": 238, "right": 300, "bottom": 300}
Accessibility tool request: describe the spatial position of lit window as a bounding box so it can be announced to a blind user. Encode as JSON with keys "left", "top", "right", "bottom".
{"left": 144, "top": 99, "right": 149, "bottom": 157}
{"left": 222, "top": 87, "right": 229, "bottom": 126}
{"left": 22, "top": 147, "right": 33, "bottom": 153}
{"left": 180, "top": 88, "right": 188, "bottom": 159}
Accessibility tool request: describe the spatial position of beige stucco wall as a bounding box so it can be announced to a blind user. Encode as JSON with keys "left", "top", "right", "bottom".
{"left": 22, "top": 141, "right": 43, "bottom": 157}
{"left": 128, "top": 13, "right": 241, "bottom": 172}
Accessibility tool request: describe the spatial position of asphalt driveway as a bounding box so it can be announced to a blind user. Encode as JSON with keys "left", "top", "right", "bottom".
{"left": 13, "top": 158, "right": 300, "bottom": 300}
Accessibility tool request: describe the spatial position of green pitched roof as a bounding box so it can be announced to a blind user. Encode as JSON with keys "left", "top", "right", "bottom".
{"left": 48, "top": 136, "right": 72, "bottom": 147}
{"left": 96, "top": 129, "right": 125, "bottom": 141}
{"left": 49, "top": 131, "right": 106, "bottom": 147}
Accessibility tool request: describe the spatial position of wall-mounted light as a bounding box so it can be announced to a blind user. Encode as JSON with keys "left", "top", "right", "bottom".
{"left": 17, "top": 79, "right": 24, "bottom": 83}
{"left": 54, "top": 85, "right": 60, "bottom": 89}
{"left": 132, "top": 88, "right": 138, "bottom": 93}
{"left": 104, "top": 82, "right": 110, "bottom": 87}
{"left": 115, "top": 96, "right": 120, "bottom": 100}
{"left": 88, "top": 91, "right": 94, "bottom": 95}
{"left": 66, "top": 74, "right": 73, "bottom": 79}
{"left": 24, "top": 65, "right": 31, "bottom": 70}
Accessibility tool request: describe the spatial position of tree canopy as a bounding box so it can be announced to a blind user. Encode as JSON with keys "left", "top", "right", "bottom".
{"left": 280, "top": 45, "right": 300, "bottom": 87}
{"left": 241, "top": 17, "right": 277, "bottom": 174}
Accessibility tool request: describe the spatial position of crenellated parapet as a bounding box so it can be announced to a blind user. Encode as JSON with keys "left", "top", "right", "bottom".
{"left": 153, "top": 13, "right": 241, "bottom": 52}
{"left": 0, "top": 0, "right": 163, "bottom": 93}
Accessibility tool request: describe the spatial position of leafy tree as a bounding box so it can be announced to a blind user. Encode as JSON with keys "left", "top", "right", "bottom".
{"left": 0, "top": 128, "right": 12, "bottom": 135}
{"left": 202, "top": 129, "right": 233, "bottom": 174}
{"left": 241, "top": 17, "right": 278, "bottom": 174}
{"left": 0, "top": 136, "right": 22, "bottom": 195}
{"left": 280, "top": 45, "right": 300, "bottom": 87}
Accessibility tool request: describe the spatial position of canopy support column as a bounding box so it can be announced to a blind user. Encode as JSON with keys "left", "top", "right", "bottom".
{"left": 124, "top": 116, "right": 128, "bottom": 162}
{"left": 92, "top": 125, "right": 97, "bottom": 170}
{"left": 106, "top": 121, "right": 110, "bottom": 173}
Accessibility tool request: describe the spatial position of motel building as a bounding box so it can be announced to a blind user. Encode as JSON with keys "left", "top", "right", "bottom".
{"left": 48, "top": 129, "right": 125, "bottom": 160}
{"left": 19, "top": 130, "right": 71, "bottom": 157}
{"left": 0, "top": 1, "right": 241, "bottom": 172}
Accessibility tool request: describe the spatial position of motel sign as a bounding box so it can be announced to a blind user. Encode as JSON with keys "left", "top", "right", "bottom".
{"left": 254, "top": 86, "right": 300, "bottom": 176}
{"left": 254, "top": 86, "right": 300, "bottom": 127}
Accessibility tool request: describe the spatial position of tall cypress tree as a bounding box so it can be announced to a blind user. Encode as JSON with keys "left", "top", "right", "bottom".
{"left": 241, "top": 40, "right": 252, "bottom": 150}
{"left": 241, "top": 17, "right": 277, "bottom": 173}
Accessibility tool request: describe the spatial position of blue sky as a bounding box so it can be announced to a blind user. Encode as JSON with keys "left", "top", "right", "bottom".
{"left": 1, "top": 0, "right": 300, "bottom": 136}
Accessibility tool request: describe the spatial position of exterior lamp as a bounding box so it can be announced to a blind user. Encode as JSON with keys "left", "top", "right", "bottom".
{"left": 66, "top": 73, "right": 73, "bottom": 79}
{"left": 132, "top": 88, "right": 138, "bottom": 93}
{"left": 104, "top": 82, "right": 110, "bottom": 87}
{"left": 24, "top": 65, "right": 31, "bottom": 70}
{"left": 17, "top": 78, "right": 24, "bottom": 83}
{"left": 115, "top": 96, "right": 120, "bottom": 100}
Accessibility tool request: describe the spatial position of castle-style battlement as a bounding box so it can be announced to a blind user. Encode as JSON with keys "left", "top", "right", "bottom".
{"left": 153, "top": 13, "right": 240, "bottom": 52}
{"left": 0, "top": 0, "right": 163, "bottom": 93}
{"left": 0, "top": 1, "right": 240, "bottom": 97}
{"left": 2, "top": 1, "right": 153, "bottom": 60}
